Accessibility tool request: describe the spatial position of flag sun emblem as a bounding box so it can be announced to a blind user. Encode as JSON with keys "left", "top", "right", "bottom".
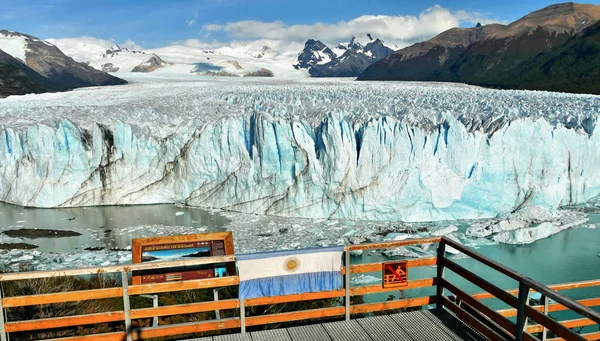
{"left": 284, "top": 257, "right": 300, "bottom": 273}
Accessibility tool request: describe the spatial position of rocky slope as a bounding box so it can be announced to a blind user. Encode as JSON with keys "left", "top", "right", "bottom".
{"left": 358, "top": 2, "right": 600, "bottom": 94}
{"left": 295, "top": 35, "right": 394, "bottom": 77}
{"left": 92, "top": 45, "right": 170, "bottom": 73}
{"left": 0, "top": 30, "right": 126, "bottom": 96}
{"left": 0, "top": 50, "right": 48, "bottom": 97}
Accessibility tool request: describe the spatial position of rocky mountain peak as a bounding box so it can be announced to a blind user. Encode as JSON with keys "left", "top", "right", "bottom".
{"left": 294, "top": 39, "right": 337, "bottom": 69}
{"left": 500, "top": 2, "right": 600, "bottom": 37}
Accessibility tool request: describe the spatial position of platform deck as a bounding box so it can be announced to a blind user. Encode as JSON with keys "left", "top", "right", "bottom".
{"left": 182, "top": 309, "right": 488, "bottom": 341}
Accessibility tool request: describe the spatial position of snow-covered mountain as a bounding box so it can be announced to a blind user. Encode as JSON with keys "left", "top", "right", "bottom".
{"left": 294, "top": 34, "right": 395, "bottom": 77}
{"left": 146, "top": 43, "right": 300, "bottom": 78}
{"left": 47, "top": 39, "right": 171, "bottom": 73}
{"left": 50, "top": 38, "right": 302, "bottom": 78}
{"left": 92, "top": 45, "right": 170, "bottom": 73}
{"left": 293, "top": 39, "right": 337, "bottom": 69}
{"left": 0, "top": 30, "right": 126, "bottom": 97}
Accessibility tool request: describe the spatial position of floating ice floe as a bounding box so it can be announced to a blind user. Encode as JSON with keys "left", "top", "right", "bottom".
{"left": 467, "top": 206, "right": 588, "bottom": 245}
{"left": 351, "top": 274, "right": 380, "bottom": 285}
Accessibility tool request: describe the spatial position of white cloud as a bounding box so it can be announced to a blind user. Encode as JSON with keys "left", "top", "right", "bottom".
{"left": 47, "top": 6, "right": 508, "bottom": 65}
{"left": 201, "top": 5, "right": 506, "bottom": 48}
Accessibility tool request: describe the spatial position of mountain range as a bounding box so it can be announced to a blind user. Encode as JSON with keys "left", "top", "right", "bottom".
{"left": 358, "top": 2, "right": 600, "bottom": 94}
{"left": 2, "top": 2, "right": 600, "bottom": 96}
{"left": 0, "top": 30, "right": 126, "bottom": 98}
{"left": 294, "top": 35, "right": 395, "bottom": 77}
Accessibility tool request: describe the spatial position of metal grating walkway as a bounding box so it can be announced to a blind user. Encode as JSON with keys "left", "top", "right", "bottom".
{"left": 182, "top": 310, "right": 488, "bottom": 341}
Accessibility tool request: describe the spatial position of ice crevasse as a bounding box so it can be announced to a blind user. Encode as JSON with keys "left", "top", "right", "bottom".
{"left": 1, "top": 112, "right": 599, "bottom": 222}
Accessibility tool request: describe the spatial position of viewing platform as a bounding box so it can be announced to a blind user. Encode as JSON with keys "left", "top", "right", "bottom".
{"left": 0, "top": 235, "right": 599, "bottom": 341}
{"left": 183, "top": 309, "right": 486, "bottom": 341}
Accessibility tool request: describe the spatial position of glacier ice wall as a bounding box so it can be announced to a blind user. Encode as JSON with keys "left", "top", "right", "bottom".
{"left": 2, "top": 112, "right": 600, "bottom": 222}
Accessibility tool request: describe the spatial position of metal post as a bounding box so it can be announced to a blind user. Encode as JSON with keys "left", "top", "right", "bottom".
{"left": 214, "top": 289, "right": 221, "bottom": 320}
{"left": 541, "top": 295, "right": 548, "bottom": 341}
{"left": 140, "top": 295, "right": 159, "bottom": 327}
{"left": 0, "top": 283, "right": 7, "bottom": 341}
{"left": 152, "top": 295, "right": 158, "bottom": 327}
{"left": 516, "top": 281, "right": 530, "bottom": 341}
{"left": 436, "top": 241, "right": 446, "bottom": 311}
{"left": 345, "top": 250, "right": 351, "bottom": 321}
{"left": 121, "top": 271, "right": 133, "bottom": 341}
{"left": 240, "top": 299, "right": 246, "bottom": 334}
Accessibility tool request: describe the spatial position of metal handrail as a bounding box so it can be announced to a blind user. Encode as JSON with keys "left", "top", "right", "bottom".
{"left": 441, "top": 236, "right": 600, "bottom": 326}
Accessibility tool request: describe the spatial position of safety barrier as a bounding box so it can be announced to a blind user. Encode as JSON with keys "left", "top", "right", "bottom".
{"left": 0, "top": 236, "right": 597, "bottom": 341}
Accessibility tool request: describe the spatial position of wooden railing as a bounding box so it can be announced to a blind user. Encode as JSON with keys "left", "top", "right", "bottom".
{"left": 438, "top": 236, "right": 600, "bottom": 341}
{"left": 0, "top": 235, "right": 597, "bottom": 341}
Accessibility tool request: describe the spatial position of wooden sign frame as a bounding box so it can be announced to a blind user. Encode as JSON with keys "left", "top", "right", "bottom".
{"left": 132, "top": 232, "right": 235, "bottom": 285}
{"left": 382, "top": 260, "right": 408, "bottom": 288}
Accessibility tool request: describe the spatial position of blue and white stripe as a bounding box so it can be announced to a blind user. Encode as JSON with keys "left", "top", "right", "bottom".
{"left": 237, "top": 246, "right": 344, "bottom": 299}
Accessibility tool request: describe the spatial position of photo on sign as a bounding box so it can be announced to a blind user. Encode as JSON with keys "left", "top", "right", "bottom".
{"left": 142, "top": 246, "right": 211, "bottom": 262}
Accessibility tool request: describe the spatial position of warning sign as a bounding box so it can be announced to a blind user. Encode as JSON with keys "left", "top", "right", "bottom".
{"left": 382, "top": 261, "right": 408, "bottom": 288}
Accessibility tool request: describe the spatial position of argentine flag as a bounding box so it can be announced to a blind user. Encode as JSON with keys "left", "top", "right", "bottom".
{"left": 237, "top": 246, "right": 344, "bottom": 299}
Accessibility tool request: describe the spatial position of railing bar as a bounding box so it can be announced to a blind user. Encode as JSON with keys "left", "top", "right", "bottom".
{"left": 0, "top": 255, "right": 236, "bottom": 282}
{"left": 345, "top": 236, "right": 442, "bottom": 251}
{"left": 121, "top": 271, "right": 132, "bottom": 341}
{"left": 350, "top": 296, "right": 435, "bottom": 314}
{"left": 527, "top": 317, "right": 597, "bottom": 334}
{"left": 4, "top": 312, "right": 126, "bottom": 333}
{"left": 525, "top": 305, "right": 587, "bottom": 341}
{"left": 445, "top": 235, "right": 600, "bottom": 325}
{"left": 134, "top": 318, "right": 240, "bottom": 339}
{"left": 460, "top": 301, "right": 524, "bottom": 341}
{"left": 2, "top": 287, "right": 123, "bottom": 308}
{"left": 341, "top": 257, "right": 437, "bottom": 274}
{"left": 444, "top": 258, "right": 518, "bottom": 307}
{"left": 245, "top": 290, "right": 344, "bottom": 307}
{"left": 245, "top": 306, "right": 346, "bottom": 327}
{"left": 128, "top": 276, "right": 239, "bottom": 295}
{"left": 442, "top": 278, "right": 517, "bottom": 336}
{"left": 521, "top": 277, "right": 600, "bottom": 325}
{"left": 440, "top": 296, "right": 508, "bottom": 341}
{"left": 351, "top": 278, "right": 435, "bottom": 296}
{"left": 345, "top": 250, "right": 351, "bottom": 321}
{"left": 473, "top": 280, "right": 600, "bottom": 300}
{"left": 497, "top": 297, "right": 600, "bottom": 318}
{"left": 130, "top": 299, "right": 239, "bottom": 319}
{"left": 442, "top": 236, "right": 524, "bottom": 281}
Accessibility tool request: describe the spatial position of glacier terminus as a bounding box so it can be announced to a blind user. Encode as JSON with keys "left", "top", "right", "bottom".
{"left": 1, "top": 75, "right": 599, "bottom": 222}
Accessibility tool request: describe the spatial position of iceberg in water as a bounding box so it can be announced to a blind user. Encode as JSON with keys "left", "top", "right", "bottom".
{"left": 1, "top": 79, "right": 600, "bottom": 222}
{"left": 467, "top": 206, "right": 588, "bottom": 244}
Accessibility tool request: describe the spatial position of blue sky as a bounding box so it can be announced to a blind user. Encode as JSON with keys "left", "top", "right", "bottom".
{"left": 1, "top": 0, "right": 598, "bottom": 48}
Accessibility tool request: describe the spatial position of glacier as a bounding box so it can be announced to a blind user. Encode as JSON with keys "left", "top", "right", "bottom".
{"left": 1, "top": 76, "right": 600, "bottom": 222}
